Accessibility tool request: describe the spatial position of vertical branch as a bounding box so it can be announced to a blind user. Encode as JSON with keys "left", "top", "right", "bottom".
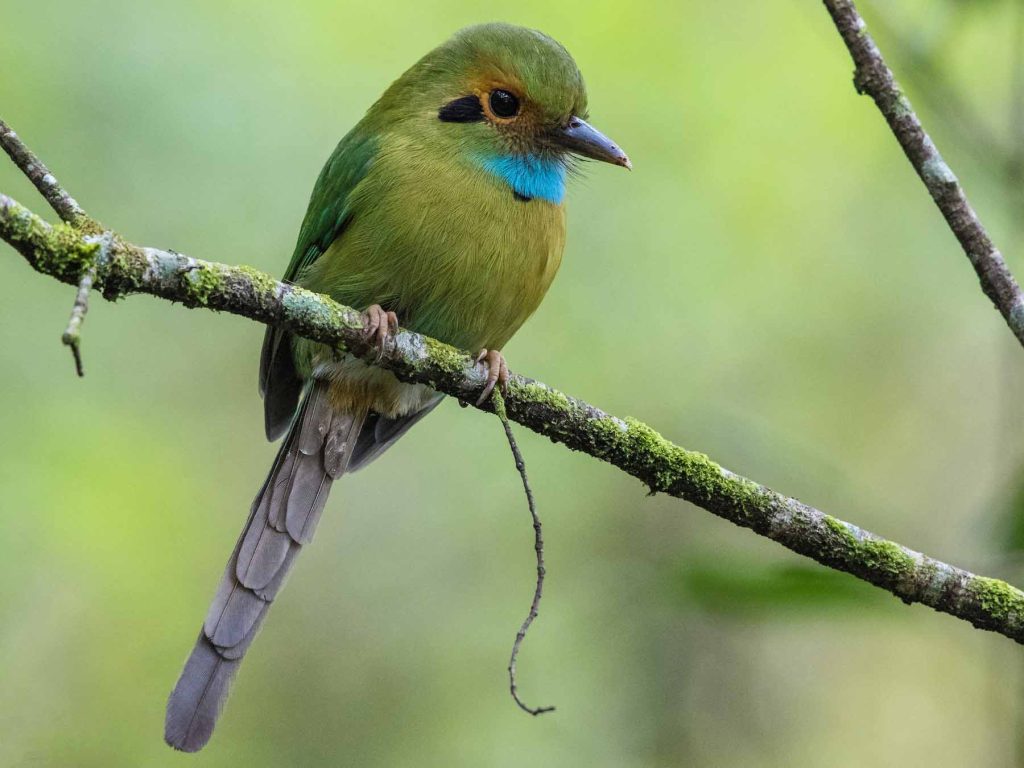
{"left": 1007, "top": 5, "right": 1024, "bottom": 765}
{"left": 860, "top": 1, "right": 1010, "bottom": 181}
{"left": 493, "top": 391, "right": 555, "bottom": 717}
{"left": 1002, "top": 0, "right": 1024, "bottom": 466}
{"left": 61, "top": 232, "right": 112, "bottom": 376}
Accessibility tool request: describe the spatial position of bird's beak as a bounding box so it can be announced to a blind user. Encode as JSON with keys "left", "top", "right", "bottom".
{"left": 559, "top": 116, "right": 631, "bottom": 170}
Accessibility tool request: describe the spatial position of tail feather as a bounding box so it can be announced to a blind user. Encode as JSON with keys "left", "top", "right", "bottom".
{"left": 205, "top": 577, "right": 266, "bottom": 649}
{"left": 165, "top": 380, "right": 364, "bottom": 752}
{"left": 236, "top": 512, "right": 291, "bottom": 590}
{"left": 217, "top": 602, "right": 270, "bottom": 661}
{"left": 267, "top": 449, "right": 297, "bottom": 533}
{"left": 284, "top": 449, "right": 333, "bottom": 543}
{"left": 164, "top": 632, "right": 241, "bottom": 752}
{"left": 253, "top": 543, "right": 300, "bottom": 602}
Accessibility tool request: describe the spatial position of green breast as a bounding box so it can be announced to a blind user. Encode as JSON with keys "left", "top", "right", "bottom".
{"left": 299, "top": 131, "right": 566, "bottom": 353}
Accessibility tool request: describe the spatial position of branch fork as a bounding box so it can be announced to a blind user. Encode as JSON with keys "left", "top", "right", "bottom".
{"left": 1, "top": 118, "right": 111, "bottom": 375}
{"left": 61, "top": 231, "right": 112, "bottom": 376}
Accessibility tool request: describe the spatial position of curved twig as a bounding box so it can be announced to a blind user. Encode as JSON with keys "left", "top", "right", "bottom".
{"left": 493, "top": 391, "right": 555, "bottom": 717}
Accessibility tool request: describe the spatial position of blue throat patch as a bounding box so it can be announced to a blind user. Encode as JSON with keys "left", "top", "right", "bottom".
{"left": 478, "top": 154, "right": 566, "bottom": 204}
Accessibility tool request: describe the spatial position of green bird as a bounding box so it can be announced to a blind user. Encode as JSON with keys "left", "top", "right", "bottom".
{"left": 165, "top": 21, "right": 629, "bottom": 752}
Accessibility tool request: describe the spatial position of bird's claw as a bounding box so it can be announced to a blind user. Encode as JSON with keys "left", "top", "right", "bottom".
{"left": 475, "top": 348, "right": 509, "bottom": 405}
{"left": 362, "top": 304, "right": 399, "bottom": 358}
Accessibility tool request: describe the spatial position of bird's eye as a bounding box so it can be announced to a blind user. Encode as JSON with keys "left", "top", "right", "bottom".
{"left": 489, "top": 89, "right": 520, "bottom": 119}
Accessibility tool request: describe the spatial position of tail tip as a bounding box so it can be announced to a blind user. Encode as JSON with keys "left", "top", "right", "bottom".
{"left": 165, "top": 696, "right": 216, "bottom": 753}
{"left": 164, "top": 632, "right": 236, "bottom": 753}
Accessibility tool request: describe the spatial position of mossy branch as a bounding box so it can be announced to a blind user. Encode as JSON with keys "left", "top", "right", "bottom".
{"left": 4, "top": 188, "right": 1024, "bottom": 647}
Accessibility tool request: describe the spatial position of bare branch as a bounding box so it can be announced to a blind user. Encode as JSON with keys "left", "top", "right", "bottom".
{"left": 861, "top": 1, "right": 1016, "bottom": 189}
{"left": 823, "top": 0, "right": 1024, "bottom": 347}
{"left": 4, "top": 190, "right": 1024, "bottom": 647}
{"left": 0, "top": 119, "right": 97, "bottom": 231}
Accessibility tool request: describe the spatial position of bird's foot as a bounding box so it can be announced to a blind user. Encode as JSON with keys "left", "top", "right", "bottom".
{"left": 362, "top": 304, "right": 399, "bottom": 358}
{"left": 474, "top": 348, "right": 509, "bottom": 405}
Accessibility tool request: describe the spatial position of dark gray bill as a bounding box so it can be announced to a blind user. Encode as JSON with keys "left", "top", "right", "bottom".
{"left": 559, "top": 116, "right": 631, "bottom": 169}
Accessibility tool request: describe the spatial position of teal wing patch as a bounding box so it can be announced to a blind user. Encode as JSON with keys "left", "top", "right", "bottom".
{"left": 260, "top": 129, "right": 378, "bottom": 440}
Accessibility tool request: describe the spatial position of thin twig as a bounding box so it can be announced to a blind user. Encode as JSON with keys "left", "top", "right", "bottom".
{"left": 861, "top": 1, "right": 1016, "bottom": 189}
{"left": 493, "top": 390, "right": 555, "bottom": 716}
{"left": 61, "top": 232, "right": 112, "bottom": 377}
{"left": 0, "top": 117, "right": 106, "bottom": 373}
{"left": 1008, "top": 5, "right": 1024, "bottom": 764}
{"left": 0, "top": 119, "right": 95, "bottom": 230}
{"left": 824, "top": 0, "right": 1024, "bottom": 347}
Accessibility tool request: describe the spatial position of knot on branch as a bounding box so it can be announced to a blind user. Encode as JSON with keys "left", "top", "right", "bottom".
{"left": 851, "top": 63, "right": 889, "bottom": 99}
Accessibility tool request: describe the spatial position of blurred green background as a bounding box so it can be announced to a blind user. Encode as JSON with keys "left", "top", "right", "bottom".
{"left": 3, "top": 0, "right": 1024, "bottom": 765}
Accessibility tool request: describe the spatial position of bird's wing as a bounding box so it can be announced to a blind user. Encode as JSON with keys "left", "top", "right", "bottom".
{"left": 260, "top": 129, "right": 379, "bottom": 440}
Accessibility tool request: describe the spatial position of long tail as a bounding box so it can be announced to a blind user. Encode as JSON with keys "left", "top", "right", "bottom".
{"left": 165, "top": 380, "right": 364, "bottom": 752}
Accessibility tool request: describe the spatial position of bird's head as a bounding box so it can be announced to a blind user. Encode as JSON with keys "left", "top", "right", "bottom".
{"left": 374, "top": 23, "right": 630, "bottom": 204}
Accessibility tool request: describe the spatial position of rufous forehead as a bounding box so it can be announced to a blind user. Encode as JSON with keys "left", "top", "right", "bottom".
{"left": 467, "top": 68, "right": 525, "bottom": 97}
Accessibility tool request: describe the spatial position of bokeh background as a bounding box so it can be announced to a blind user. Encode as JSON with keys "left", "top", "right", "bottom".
{"left": 3, "top": 0, "right": 1024, "bottom": 765}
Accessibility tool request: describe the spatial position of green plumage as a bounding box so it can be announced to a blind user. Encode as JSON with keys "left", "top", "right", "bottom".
{"left": 168, "top": 22, "right": 628, "bottom": 753}
{"left": 261, "top": 22, "right": 588, "bottom": 430}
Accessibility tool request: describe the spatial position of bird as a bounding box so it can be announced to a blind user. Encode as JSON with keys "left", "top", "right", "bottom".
{"left": 164, "top": 21, "right": 630, "bottom": 752}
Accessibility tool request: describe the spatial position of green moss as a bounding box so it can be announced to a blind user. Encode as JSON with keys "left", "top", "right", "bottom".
{"left": 44, "top": 225, "right": 99, "bottom": 278}
{"left": 235, "top": 264, "right": 280, "bottom": 297}
{"left": 281, "top": 287, "right": 361, "bottom": 332}
{"left": 1, "top": 199, "right": 99, "bottom": 281}
{"left": 823, "top": 516, "right": 915, "bottom": 582}
{"left": 511, "top": 380, "right": 571, "bottom": 411}
{"left": 824, "top": 515, "right": 851, "bottom": 541}
{"left": 591, "top": 418, "right": 662, "bottom": 474}
{"left": 491, "top": 389, "right": 509, "bottom": 421}
{"left": 626, "top": 420, "right": 692, "bottom": 491}
{"left": 622, "top": 418, "right": 660, "bottom": 445}
{"left": 861, "top": 539, "right": 915, "bottom": 580}
{"left": 183, "top": 264, "right": 225, "bottom": 306}
{"left": 100, "top": 242, "right": 148, "bottom": 299}
{"left": 675, "top": 451, "right": 726, "bottom": 498}
{"left": 581, "top": 415, "right": 754, "bottom": 504}
{"left": 584, "top": 415, "right": 629, "bottom": 456}
{"left": 972, "top": 577, "right": 1024, "bottom": 622}
{"left": 421, "top": 337, "right": 468, "bottom": 376}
